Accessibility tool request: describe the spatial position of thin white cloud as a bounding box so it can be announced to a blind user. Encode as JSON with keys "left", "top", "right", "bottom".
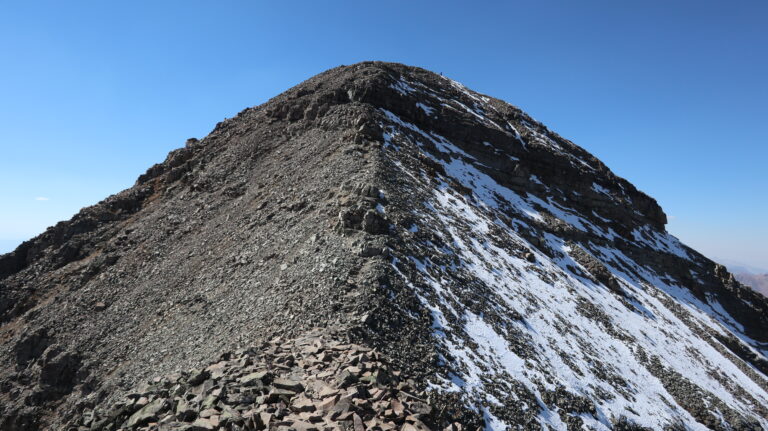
{"left": 34, "top": 197, "right": 49, "bottom": 201}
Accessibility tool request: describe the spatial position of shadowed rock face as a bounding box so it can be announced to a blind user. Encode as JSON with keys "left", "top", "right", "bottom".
{"left": 0, "top": 62, "right": 766, "bottom": 430}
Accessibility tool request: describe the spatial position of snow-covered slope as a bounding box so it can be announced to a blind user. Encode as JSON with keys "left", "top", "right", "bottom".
{"left": 375, "top": 72, "right": 768, "bottom": 430}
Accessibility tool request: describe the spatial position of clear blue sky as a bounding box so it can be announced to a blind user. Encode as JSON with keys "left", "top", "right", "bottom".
{"left": 1, "top": 1, "right": 766, "bottom": 270}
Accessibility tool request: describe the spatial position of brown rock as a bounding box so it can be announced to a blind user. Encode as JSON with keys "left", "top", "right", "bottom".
{"left": 408, "top": 401, "right": 432, "bottom": 416}
{"left": 299, "top": 411, "right": 324, "bottom": 423}
{"left": 190, "top": 418, "right": 217, "bottom": 430}
{"left": 319, "top": 386, "right": 340, "bottom": 398}
{"left": 318, "top": 394, "right": 339, "bottom": 412}
{"left": 272, "top": 378, "right": 305, "bottom": 393}
{"left": 266, "top": 388, "right": 298, "bottom": 403}
{"left": 292, "top": 420, "right": 319, "bottom": 431}
{"left": 292, "top": 396, "right": 316, "bottom": 413}
{"left": 407, "top": 417, "right": 432, "bottom": 431}
{"left": 391, "top": 398, "right": 405, "bottom": 416}
{"left": 353, "top": 413, "right": 365, "bottom": 431}
{"left": 199, "top": 408, "right": 219, "bottom": 418}
{"left": 329, "top": 397, "right": 353, "bottom": 420}
{"left": 337, "top": 369, "right": 358, "bottom": 387}
{"left": 257, "top": 412, "right": 273, "bottom": 430}
{"left": 240, "top": 370, "right": 271, "bottom": 387}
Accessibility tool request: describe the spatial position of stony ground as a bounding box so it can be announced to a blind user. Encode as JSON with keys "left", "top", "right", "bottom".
{"left": 66, "top": 330, "right": 481, "bottom": 431}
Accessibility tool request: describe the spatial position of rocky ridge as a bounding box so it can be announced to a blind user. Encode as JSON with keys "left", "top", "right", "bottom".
{"left": 0, "top": 62, "right": 766, "bottom": 430}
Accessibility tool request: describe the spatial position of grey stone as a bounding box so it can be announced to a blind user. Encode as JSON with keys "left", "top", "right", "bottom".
{"left": 123, "top": 398, "right": 169, "bottom": 428}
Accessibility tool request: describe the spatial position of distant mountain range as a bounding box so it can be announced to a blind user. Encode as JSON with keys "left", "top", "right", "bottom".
{"left": 716, "top": 259, "right": 768, "bottom": 297}
{"left": 734, "top": 272, "right": 768, "bottom": 297}
{"left": 718, "top": 258, "right": 768, "bottom": 276}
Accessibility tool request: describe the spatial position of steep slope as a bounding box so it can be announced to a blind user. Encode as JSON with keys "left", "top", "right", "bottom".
{"left": 0, "top": 65, "right": 403, "bottom": 429}
{"left": 0, "top": 62, "right": 766, "bottom": 431}
{"left": 366, "top": 68, "right": 768, "bottom": 430}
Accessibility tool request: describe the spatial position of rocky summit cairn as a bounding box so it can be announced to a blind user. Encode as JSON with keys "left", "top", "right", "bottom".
{"left": 0, "top": 62, "right": 767, "bottom": 430}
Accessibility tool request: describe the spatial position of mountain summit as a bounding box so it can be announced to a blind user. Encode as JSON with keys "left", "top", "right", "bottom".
{"left": 1, "top": 62, "right": 766, "bottom": 430}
